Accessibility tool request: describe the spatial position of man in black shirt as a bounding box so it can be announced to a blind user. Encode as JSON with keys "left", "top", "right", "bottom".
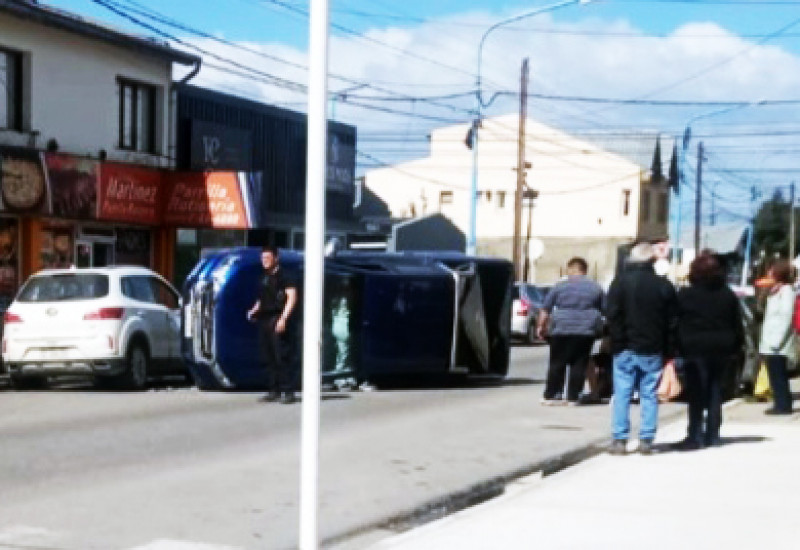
{"left": 247, "top": 246, "right": 299, "bottom": 404}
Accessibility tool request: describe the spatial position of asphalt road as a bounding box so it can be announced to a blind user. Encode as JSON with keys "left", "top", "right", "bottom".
{"left": 0, "top": 345, "right": 684, "bottom": 550}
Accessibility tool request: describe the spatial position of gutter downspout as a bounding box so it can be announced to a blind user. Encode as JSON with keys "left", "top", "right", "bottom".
{"left": 168, "top": 58, "right": 202, "bottom": 169}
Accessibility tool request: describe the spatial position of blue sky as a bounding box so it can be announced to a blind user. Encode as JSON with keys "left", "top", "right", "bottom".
{"left": 41, "top": 0, "right": 800, "bottom": 226}
{"left": 47, "top": 0, "right": 800, "bottom": 50}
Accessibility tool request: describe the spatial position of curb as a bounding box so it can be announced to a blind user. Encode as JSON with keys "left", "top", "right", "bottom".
{"left": 323, "top": 401, "right": 703, "bottom": 549}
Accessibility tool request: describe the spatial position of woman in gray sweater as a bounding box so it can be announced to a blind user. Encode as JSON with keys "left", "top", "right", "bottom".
{"left": 758, "top": 259, "right": 795, "bottom": 415}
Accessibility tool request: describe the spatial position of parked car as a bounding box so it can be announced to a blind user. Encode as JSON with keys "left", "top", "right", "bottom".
{"left": 2, "top": 266, "right": 184, "bottom": 390}
{"left": 511, "top": 283, "right": 548, "bottom": 344}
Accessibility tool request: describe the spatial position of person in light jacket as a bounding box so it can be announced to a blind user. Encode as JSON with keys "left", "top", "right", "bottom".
{"left": 759, "top": 259, "right": 795, "bottom": 415}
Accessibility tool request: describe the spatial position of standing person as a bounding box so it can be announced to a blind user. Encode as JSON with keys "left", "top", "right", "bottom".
{"left": 758, "top": 259, "right": 796, "bottom": 415}
{"left": 247, "top": 246, "right": 299, "bottom": 404}
{"left": 673, "top": 253, "right": 744, "bottom": 450}
{"left": 606, "top": 243, "right": 678, "bottom": 455}
{"left": 536, "top": 257, "right": 605, "bottom": 405}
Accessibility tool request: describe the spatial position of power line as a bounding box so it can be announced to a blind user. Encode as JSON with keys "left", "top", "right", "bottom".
{"left": 256, "top": 0, "right": 480, "bottom": 81}
{"left": 111, "top": 0, "right": 475, "bottom": 117}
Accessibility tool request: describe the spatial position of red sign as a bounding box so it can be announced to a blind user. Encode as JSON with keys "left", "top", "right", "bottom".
{"left": 163, "top": 172, "right": 248, "bottom": 228}
{"left": 98, "top": 163, "right": 163, "bottom": 225}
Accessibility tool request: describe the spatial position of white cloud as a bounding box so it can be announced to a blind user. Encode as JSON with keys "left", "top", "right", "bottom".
{"left": 182, "top": 13, "right": 800, "bottom": 217}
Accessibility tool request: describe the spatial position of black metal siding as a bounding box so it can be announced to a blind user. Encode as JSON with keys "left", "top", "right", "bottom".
{"left": 176, "top": 85, "right": 356, "bottom": 225}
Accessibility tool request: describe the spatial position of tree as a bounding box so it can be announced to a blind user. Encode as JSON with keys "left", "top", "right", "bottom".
{"left": 752, "top": 189, "right": 798, "bottom": 259}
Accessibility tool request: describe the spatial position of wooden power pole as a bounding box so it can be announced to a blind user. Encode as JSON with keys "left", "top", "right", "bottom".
{"left": 513, "top": 58, "right": 529, "bottom": 281}
{"left": 694, "top": 141, "right": 704, "bottom": 254}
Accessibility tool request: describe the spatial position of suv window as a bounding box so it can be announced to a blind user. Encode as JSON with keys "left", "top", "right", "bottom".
{"left": 18, "top": 274, "right": 109, "bottom": 302}
{"left": 121, "top": 275, "right": 157, "bottom": 303}
{"left": 150, "top": 277, "right": 179, "bottom": 309}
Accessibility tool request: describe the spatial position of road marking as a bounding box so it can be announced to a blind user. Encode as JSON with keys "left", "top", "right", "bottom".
{"left": 128, "top": 540, "right": 243, "bottom": 550}
{"left": 0, "top": 525, "right": 62, "bottom": 545}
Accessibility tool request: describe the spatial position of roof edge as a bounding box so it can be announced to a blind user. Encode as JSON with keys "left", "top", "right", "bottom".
{"left": 0, "top": 0, "right": 200, "bottom": 66}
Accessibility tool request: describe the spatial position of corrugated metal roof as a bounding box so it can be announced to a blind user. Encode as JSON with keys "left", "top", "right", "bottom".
{"left": 677, "top": 223, "right": 748, "bottom": 255}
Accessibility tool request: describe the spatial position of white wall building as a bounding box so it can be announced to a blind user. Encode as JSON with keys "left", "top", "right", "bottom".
{"left": 365, "top": 114, "right": 671, "bottom": 286}
{"left": 0, "top": 0, "right": 200, "bottom": 167}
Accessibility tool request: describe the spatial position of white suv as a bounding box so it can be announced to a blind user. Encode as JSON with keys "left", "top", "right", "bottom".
{"left": 2, "top": 266, "right": 183, "bottom": 390}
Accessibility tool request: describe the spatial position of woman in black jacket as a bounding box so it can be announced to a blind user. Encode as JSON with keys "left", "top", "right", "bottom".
{"left": 674, "top": 253, "right": 744, "bottom": 450}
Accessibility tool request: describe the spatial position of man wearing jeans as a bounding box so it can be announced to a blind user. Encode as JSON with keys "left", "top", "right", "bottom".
{"left": 606, "top": 243, "right": 678, "bottom": 455}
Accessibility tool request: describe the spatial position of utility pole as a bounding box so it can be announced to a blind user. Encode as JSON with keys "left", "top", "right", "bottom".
{"left": 513, "top": 58, "right": 529, "bottom": 281}
{"left": 709, "top": 181, "right": 718, "bottom": 226}
{"left": 694, "top": 141, "right": 704, "bottom": 254}
{"left": 790, "top": 181, "right": 796, "bottom": 262}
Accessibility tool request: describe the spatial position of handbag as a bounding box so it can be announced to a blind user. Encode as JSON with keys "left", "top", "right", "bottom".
{"left": 657, "top": 360, "right": 682, "bottom": 403}
{"left": 753, "top": 361, "right": 771, "bottom": 401}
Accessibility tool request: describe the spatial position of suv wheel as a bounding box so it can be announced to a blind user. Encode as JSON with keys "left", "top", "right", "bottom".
{"left": 117, "top": 344, "right": 149, "bottom": 391}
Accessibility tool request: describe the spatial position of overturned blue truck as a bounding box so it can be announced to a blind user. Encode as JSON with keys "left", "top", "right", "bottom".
{"left": 181, "top": 248, "right": 514, "bottom": 390}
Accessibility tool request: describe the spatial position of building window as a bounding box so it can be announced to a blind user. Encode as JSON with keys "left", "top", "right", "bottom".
{"left": 119, "top": 79, "right": 157, "bottom": 153}
{"left": 621, "top": 189, "right": 631, "bottom": 216}
{"left": 657, "top": 192, "right": 668, "bottom": 223}
{"left": 641, "top": 189, "right": 651, "bottom": 222}
{"left": 497, "top": 191, "right": 506, "bottom": 208}
{"left": 439, "top": 190, "right": 453, "bottom": 206}
{"left": 0, "top": 48, "right": 22, "bottom": 131}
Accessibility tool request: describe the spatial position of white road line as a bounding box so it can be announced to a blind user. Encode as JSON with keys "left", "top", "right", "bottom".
{"left": 127, "top": 540, "right": 243, "bottom": 550}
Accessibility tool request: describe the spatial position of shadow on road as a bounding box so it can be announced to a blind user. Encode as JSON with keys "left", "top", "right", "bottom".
{"left": 653, "top": 435, "right": 770, "bottom": 453}
{"left": 367, "top": 375, "right": 543, "bottom": 392}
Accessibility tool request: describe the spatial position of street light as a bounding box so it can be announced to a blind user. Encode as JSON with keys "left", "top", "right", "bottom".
{"left": 466, "top": 0, "right": 591, "bottom": 256}
{"left": 673, "top": 100, "right": 765, "bottom": 273}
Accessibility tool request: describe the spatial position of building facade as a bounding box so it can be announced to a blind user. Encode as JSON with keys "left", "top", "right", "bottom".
{"left": 0, "top": 0, "right": 199, "bottom": 309}
{"left": 172, "top": 86, "right": 358, "bottom": 283}
{"left": 0, "top": 1, "right": 360, "bottom": 299}
{"left": 365, "top": 114, "right": 672, "bottom": 286}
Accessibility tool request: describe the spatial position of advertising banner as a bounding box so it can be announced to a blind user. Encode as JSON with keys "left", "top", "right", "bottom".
{"left": 45, "top": 153, "right": 98, "bottom": 220}
{"left": 163, "top": 172, "right": 249, "bottom": 228}
{"left": 326, "top": 131, "right": 356, "bottom": 193}
{"left": 0, "top": 146, "right": 49, "bottom": 214}
{"left": 190, "top": 120, "right": 253, "bottom": 171}
{"left": 98, "top": 162, "right": 163, "bottom": 225}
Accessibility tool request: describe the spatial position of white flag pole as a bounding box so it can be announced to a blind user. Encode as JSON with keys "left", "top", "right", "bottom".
{"left": 300, "top": 0, "right": 328, "bottom": 546}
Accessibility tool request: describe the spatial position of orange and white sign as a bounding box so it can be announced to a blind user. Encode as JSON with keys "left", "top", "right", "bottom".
{"left": 163, "top": 172, "right": 248, "bottom": 228}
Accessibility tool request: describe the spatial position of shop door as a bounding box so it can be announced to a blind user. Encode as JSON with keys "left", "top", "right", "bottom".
{"left": 75, "top": 240, "right": 92, "bottom": 268}
{"left": 75, "top": 239, "right": 115, "bottom": 268}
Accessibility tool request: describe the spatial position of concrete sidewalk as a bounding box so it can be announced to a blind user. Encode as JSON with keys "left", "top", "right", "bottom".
{"left": 369, "top": 383, "right": 800, "bottom": 550}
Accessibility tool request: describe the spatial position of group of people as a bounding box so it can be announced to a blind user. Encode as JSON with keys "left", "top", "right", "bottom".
{"left": 537, "top": 241, "right": 795, "bottom": 456}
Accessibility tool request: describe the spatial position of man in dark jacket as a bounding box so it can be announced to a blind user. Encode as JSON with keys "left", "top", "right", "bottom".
{"left": 247, "top": 246, "right": 299, "bottom": 404}
{"left": 606, "top": 242, "right": 678, "bottom": 455}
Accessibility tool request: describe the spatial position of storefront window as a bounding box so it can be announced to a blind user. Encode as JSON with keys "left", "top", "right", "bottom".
{"left": 40, "top": 222, "right": 74, "bottom": 270}
{"left": 0, "top": 217, "right": 19, "bottom": 312}
{"left": 173, "top": 228, "right": 246, "bottom": 288}
{"left": 115, "top": 228, "right": 151, "bottom": 267}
